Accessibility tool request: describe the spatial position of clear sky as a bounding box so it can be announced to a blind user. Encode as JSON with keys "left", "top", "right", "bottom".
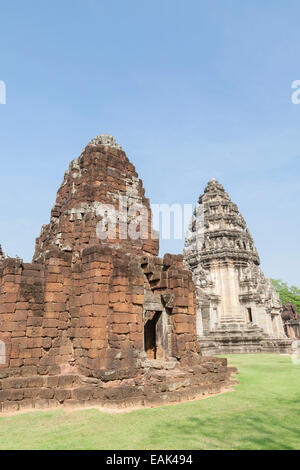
{"left": 0, "top": 0, "right": 299, "bottom": 286}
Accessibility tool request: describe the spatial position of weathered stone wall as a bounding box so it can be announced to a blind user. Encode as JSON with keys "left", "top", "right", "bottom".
{"left": 0, "top": 252, "right": 73, "bottom": 373}
{"left": 0, "top": 248, "right": 233, "bottom": 413}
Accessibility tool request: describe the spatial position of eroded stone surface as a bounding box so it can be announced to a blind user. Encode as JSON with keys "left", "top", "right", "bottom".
{"left": 34, "top": 134, "right": 158, "bottom": 261}
{"left": 281, "top": 303, "right": 300, "bottom": 339}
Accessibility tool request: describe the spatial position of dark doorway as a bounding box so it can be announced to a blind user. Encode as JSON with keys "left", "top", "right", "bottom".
{"left": 247, "top": 308, "right": 253, "bottom": 323}
{"left": 144, "top": 311, "right": 161, "bottom": 359}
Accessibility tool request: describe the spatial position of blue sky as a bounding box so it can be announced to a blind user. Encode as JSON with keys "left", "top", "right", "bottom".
{"left": 0, "top": 0, "right": 299, "bottom": 286}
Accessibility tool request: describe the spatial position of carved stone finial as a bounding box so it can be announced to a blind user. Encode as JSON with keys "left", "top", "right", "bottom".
{"left": 89, "top": 134, "right": 122, "bottom": 150}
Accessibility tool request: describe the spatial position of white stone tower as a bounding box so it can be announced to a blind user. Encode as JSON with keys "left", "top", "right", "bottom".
{"left": 184, "top": 179, "right": 291, "bottom": 354}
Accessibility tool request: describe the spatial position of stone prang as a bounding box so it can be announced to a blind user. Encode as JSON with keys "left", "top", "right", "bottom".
{"left": 184, "top": 179, "right": 292, "bottom": 354}
{"left": 0, "top": 136, "right": 235, "bottom": 414}
{"left": 34, "top": 134, "right": 158, "bottom": 261}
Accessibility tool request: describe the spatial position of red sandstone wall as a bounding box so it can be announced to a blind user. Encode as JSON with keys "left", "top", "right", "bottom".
{"left": 0, "top": 249, "right": 200, "bottom": 375}
{"left": 0, "top": 253, "right": 73, "bottom": 374}
{"left": 70, "top": 246, "right": 145, "bottom": 378}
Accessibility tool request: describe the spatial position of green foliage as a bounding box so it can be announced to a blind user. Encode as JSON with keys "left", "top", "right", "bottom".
{"left": 271, "top": 279, "right": 300, "bottom": 315}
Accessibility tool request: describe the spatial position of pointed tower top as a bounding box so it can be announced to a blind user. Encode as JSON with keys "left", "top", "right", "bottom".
{"left": 185, "top": 180, "right": 260, "bottom": 267}
{"left": 204, "top": 178, "right": 225, "bottom": 193}
{"left": 88, "top": 134, "right": 123, "bottom": 150}
{"left": 33, "top": 135, "right": 158, "bottom": 261}
{"left": 199, "top": 179, "right": 227, "bottom": 204}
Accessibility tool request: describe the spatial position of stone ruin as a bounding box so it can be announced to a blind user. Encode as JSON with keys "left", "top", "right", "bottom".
{"left": 184, "top": 179, "right": 292, "bottom": 355}
{"left": 281, "top": 303, "right": 300, "bottom": 339}
{"left": 0, "top": 136, "right": 235, "bottom": 413}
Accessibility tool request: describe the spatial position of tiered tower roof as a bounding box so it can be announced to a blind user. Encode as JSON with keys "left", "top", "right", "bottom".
{"left": 185, "top": 179, "right": 260, "bottom": 268}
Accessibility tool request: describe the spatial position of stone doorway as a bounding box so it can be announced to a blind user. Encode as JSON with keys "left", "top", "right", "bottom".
{"left": 144, "top": 311, "right": 166, "bottom": 360}
{"left": 247, "top": 308, "right": 253, "bottom": 323}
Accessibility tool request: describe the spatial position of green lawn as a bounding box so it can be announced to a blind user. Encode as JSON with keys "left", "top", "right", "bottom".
{"left": 0, "top": 354, "right": 300, "bottom": 450}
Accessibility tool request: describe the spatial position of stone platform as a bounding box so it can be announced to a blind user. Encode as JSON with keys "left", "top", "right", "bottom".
{"left": 0, "top": 356, "right": 237, "bottom": 413}
{"left": 198, "top": 322, "right": 292, "bottom": 356}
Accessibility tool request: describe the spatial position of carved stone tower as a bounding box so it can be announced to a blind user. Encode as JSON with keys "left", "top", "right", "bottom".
{"left": 184, "top": 179, "right": 291, "bottom": 354}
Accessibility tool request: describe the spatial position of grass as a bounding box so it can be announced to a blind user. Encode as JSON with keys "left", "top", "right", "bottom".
{"left": 0, "top": 354, "right": 300, "bottom": 450}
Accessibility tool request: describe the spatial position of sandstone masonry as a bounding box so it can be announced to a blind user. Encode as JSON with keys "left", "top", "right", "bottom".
{"left": 0, "top": 137, "right": 235, "bottom": 413}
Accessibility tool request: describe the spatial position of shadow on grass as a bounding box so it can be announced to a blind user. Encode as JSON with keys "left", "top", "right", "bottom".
{"left": 141, "top": 408, "right": 300, "bottom": 450}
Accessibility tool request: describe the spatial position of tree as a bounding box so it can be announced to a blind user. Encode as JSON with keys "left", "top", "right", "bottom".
{"left": 271, "top": 279, "right": 300, "bottom": 315}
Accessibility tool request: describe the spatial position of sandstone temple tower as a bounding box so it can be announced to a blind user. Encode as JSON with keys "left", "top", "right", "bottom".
{"left": 0, "top": 136, "right": 234, "bottom": 413}
{"left": 184, "top": 179, "right": 291, "bottom": 354}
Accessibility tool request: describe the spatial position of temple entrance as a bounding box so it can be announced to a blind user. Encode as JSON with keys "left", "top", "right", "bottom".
{"left": 144, "top": 312, "right": 160, "bottom": 359}
{"left": 247, "top": 308, "right": 253, "bottom": 323}
{"left": 144, "top": 310, "right": 167, "bottom": 360}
